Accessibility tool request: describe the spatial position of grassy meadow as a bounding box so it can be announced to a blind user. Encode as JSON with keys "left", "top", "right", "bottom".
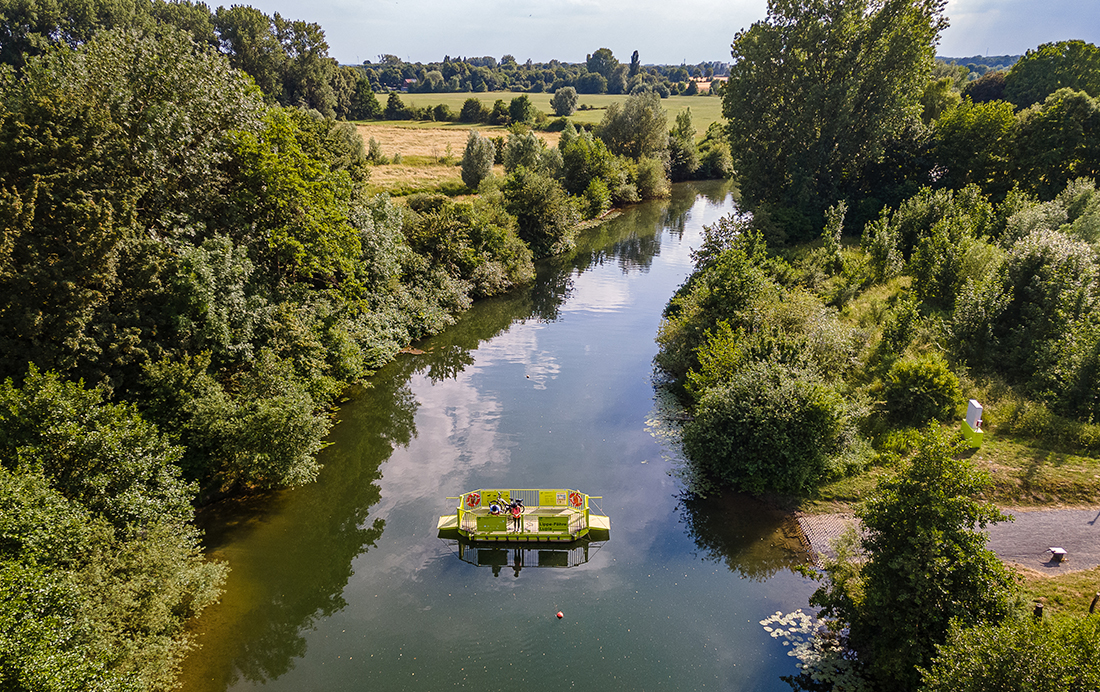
{"left": 356, "top": 124, "right": 563, "bottom": 196}
{"left": 357, "top": 91, "right": 724, "bottom": 196}
{"left": 384, "top": 90, "right": 727, "bottom": 132}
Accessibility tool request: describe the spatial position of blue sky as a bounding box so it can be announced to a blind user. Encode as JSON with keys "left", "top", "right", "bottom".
{"left": 241, "top": 0, "right": 1100, "bottom": 65}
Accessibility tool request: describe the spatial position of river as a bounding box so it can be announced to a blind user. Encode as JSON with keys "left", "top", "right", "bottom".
{"left": 181, "top": 181, "right": 816, "bottom": 692}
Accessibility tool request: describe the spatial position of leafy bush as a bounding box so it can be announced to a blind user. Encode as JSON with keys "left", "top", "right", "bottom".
{"left": 367, "top": 136, "right": 388, "bottom": 164}
{"left": 0, "top": 368, "right": 226, "bottom": 692}
{"left": 582, "top": 178, "right": 611, "bottom": 219}
{"left": 682, "top": 359, "right": 855, "bottom": 495}
{"left": 550, "top": 86, "right": 578, "bottom": 116}
{"left": 461, "top": 130, "right": 496, "bottom": 190}
{"left": 560, "top": 128, "right": 621, "bottom": 195}
{"left": 503, "top": 131, "right": 548, "bottom": 173}
{"left": 882, "top": 352, "right": 961, "bottom": 425}
{"left": 502, "top": 167, "right": 578, "bottom": 258}
{"left": 459, "top": 97, "right": 489, "bottom": 123}
{"left": 822, "top": 428, "right": 1017, "bottom": 690}
{"left": 635, "top": 156, "right": 671, "bottom": 199}
{"left": 669, "top": 108, "right": 699, "bottom": 181}
{"left": 656, "top": 224, "right": 772, "bottom": 382}
{"left": 596, "top": 90, "right": 668, "bottom": 160}
{"left": 508, "top": 94, "right": 537, "bottom": 124}
{"left": 922, "top": 614, "right": 1100, "bottom": 692}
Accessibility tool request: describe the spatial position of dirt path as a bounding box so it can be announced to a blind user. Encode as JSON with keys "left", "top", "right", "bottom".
{"left": 799, "top": 507, "right": 1100, "bottom": 573}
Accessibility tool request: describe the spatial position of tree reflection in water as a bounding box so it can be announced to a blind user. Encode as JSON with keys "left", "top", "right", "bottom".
{"left": 678, "top": 491, "right": 812, "bottom": 581}
{"left": 183, "top": 181, "right": 735, "bottom": 690}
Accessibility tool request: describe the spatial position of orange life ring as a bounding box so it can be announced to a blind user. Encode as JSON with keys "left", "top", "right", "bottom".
{"left": 568, "top": 491, "right": 583, "bottom": 508}
{"left": 466, "top": 492, "right": 481, "bottom": 508}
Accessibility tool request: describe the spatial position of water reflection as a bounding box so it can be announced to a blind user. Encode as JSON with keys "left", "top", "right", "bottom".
{"left": 181, "top": 181, "right": 810, "bottom": 692}
{"left": 442, "top": 538, "right": 608, "bottom": 576}
{"left": 679, "top": 490, "right": 810, "bottom": 581}
{"left": 189, "top": 378, "right": 400, "bottom": 687}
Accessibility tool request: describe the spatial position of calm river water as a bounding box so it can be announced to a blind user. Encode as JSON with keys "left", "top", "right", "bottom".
{"left": 182, "top": 181, "right": 816, "bottom": 691}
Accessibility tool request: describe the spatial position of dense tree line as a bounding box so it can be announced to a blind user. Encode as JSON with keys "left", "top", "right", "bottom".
{"left": 668, "top": 0, "right": 1100, "bottom": 511}
{"left": 0, "top": 19, "right": 558, "bottom": 688}
{"left": 363, "top": 49, "right": 727, "bottom": 97}
{"left": 0, "top": 0, "right": 382, "bottom": 119}
{"left": 722, "top": 0, "right": 1100, "bottom": 244}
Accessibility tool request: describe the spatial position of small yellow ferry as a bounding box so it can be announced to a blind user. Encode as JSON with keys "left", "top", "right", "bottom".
{"left": 437, "top": 489, "right": 610, "bottom": 543}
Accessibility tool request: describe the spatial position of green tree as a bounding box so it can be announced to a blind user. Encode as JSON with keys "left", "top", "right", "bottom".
{"left": 0, "top": 366, "right": 226, "bottom": 691}
{"left": 508, "top": 94, "right": 537, "bottom": 124}
{"left": 1015, "top": 88, "right": 1100, "bottom": 201}
{"left": 957, "top": 227, "right": 1100, "bottom": 398}
{"left": 0, "top": 27, "right": 265, "bottom": 381}
{"left": 683, "top": 358, "right": 856, "bottom": 495}
{"left": 488, "top": 98, "right": 510, "bottom": 125}
{"left": 0, "top": 0, "right": 151, "bottom": 72}
{"left": 655, "top": 223, "right": 772, "bottom": 382}
{"left": 921, "top": 614, "right": 1100, "bottom": 692}
{"left": 882, "top": 352, "right": 961, "bottom": 424}
{"left": 597, "top": 90, "right": 668, "bottom": 160}
{"left": 461, "top": 130, "right": 496, "bottom": 190}
{"left": 503, "top": 131, "right": 548, "bottom": 173}
{"left": 560, "top": 128, "right": 619, "bottom": 195}
{"left": 1003, "top": 40, "right": 1100, "bottom": 109}
{"left": 813, "top": 428, "right": 1017, "bottom": 690}
{"left": 271, "top": 13, "right": 337, "bottom": 116}
{"left": 723, "top": 0, "right": 947, "bottom": 236}
{"left": 575, "top": 71, "right": 607, "bottom": 94}
{"left": 214, "top": 4, "right": 285, "bottom": 98}
{"left": 459, "top": 96, "right": 489, "bottom": 123}
{"left": 932, "top": 98, "right": 1016, "bottom": 196}
{"left": 384, "top": 91, "right": 412, "bottom": 120}
{"left": 920, "top": 76, "right": 961, "bottom": 124}
{"left": 585, "top": 47, "right": 619, "bottom": 81}
{"left": 669, "top": 108, "right": 699, "bottom": 181}
{"left": 635, "top": 156, "right": 671, "bottom": 199}
{"left": 502, "top": 167, "right": 578, "bottom": 258}
{"left": 226, "top": 107, "right": 361, "bottom": 285}
{"left": 962, "top": 70, "right": 1006, "bottom": 103}
{"left": 550, "top": 86, "right": 578, "bottom": 116}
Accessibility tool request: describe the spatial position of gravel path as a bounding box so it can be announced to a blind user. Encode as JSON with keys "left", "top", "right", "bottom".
{"left": 798, "top": 507, "right": 1100, "bottom": 573}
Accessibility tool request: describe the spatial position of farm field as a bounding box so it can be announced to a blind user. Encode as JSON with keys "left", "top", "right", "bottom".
{"left": 357, "top": 93, "right": 724, "bottom": 195}
{"left": 357, "top": 124, "right": 561, "bottom": 195}
{"left": 379, "top": 90, "right": 727, "bottom": 133}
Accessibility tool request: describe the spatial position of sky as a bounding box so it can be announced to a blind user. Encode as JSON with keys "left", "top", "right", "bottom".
{"left": 239, "top": 0, "right": 1100, "bottom": 65}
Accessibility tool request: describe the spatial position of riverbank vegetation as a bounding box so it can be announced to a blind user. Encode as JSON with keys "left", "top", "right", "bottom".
{"left": 652, "top": 0, "right": 1100, "bottom": 688}
{"left": 4, "top": 0, "right": 1099, "bottom": 688}
{"left": 0, "top": 3, "right": 738, "bottom": 687}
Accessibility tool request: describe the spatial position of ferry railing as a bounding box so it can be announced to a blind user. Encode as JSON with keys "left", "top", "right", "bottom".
{"left": 454, "top": 489, "right": 600, "bottom": 537}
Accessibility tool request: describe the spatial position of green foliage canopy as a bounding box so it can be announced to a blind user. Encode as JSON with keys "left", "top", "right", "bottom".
{"left": 723, "top": 0, "right": 947, "bottom": 236}
{"left": 813, "top": 428, "right": 1016, "bottom": 690}
{"left": 1003, "top": 40, "right": 1100, "bottom": 109}
{"left": 921, "top": 614, "right": 1100, "bottom": 692}
{"left": 0, "top": 367, "right": 225, "bottom": 692}
{"left": 461, "top": 129, "right": 496, "bottom": 189}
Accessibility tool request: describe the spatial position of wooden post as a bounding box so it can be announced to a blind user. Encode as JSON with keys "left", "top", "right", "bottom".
{"left": 1033, "top": 602, "right": 1044, "bottom": 620}
{"left": 1090, "top": 592, "right": 1099, "bottom": 614}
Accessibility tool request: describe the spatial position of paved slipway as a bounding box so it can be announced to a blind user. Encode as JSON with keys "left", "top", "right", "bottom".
{"left": 798, "top": 507, "right": 1100, "bottom": 574}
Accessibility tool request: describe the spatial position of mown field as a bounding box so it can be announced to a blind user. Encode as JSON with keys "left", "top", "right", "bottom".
{"left": 356, "top": 124, "right": 563, "bottom": 195}
{"left": 356, "top": 92, "right": 724, "bottom": 196}
{"left": 380, "top": 91, "right": 727, "bottom": 132}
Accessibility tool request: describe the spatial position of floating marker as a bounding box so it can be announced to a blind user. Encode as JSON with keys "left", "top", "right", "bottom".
{"left": 556, "top": 611, "right": 563, "bottom": 619}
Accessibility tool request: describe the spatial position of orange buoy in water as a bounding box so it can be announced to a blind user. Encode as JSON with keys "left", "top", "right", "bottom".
{"left": 556, "top": 611, "right": 563, "bottom": 619}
